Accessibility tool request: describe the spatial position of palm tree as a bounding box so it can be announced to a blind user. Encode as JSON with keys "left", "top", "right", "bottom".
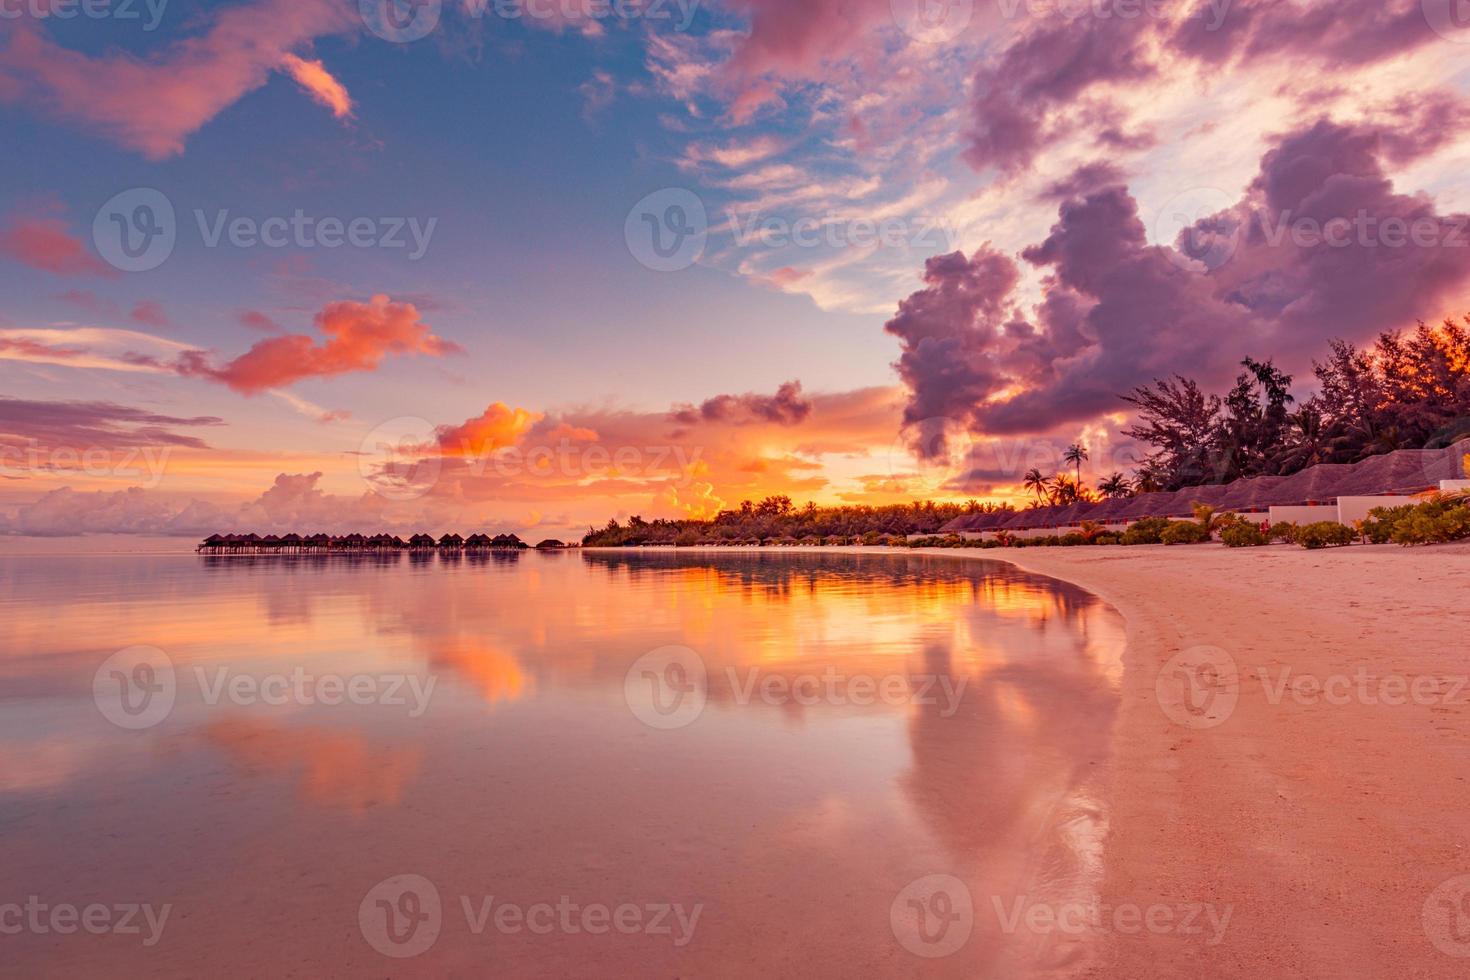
{"left": 1048, "top": 474, "right": 1080, "bottom": 505}
{"left": 1098, "top": 473, "right": 1133, "bottom": 499}
{"left": 1064, "top": 444, "right": 1089, "bottom": 492}
{"left": 1191, "top": 502, "right": 1236, "bottom": 537}
{"left": 1023, "top": 468, "right": 1048, "bottom": 504}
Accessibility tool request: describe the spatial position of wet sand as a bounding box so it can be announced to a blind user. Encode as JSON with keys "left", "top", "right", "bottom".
{"left": 923, "top": 541, "right": 1470, "bottom": 978}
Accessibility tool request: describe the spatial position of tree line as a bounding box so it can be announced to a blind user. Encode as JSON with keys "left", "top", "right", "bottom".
{"left": 582, "top": 498, "right": 1014, "bottom": 548}
{"left": 1123, "top": 319, "right": 1470, "bottom": 493}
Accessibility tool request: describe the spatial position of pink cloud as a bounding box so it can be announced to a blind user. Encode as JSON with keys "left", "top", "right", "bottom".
{"left": 890, "top": 116, "right": 1470, "bottom": 443}
{"left": 0, "top": 216, "right": 111, "bottom": 277}
{"left": 0, "top": 0, "right": 355, "bottom": 158}
{"left": 179, "top": 295, "right": 462, "bottom": 394}
{"left": 238, "top": 310, "right": 284, "bottom": 333}
{"left": 129, "top": 300, "right": 170, "bottom": 328}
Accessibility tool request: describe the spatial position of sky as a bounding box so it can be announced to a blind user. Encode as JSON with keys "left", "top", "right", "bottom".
{"left": 2, "top": 0, "right": 1470, "bottom": 539}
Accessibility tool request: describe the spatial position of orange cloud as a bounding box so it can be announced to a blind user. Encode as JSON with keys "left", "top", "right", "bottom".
{"left": 179, "top": 295, "right": 461, "bottom": 394}
{"left": 0, "top": 216, "right": 111, "bottom": 277}
{"left": 279, "top": 53, "right": 353, "bottom": 119}
{"left": 431, "top": 403, "right": 543, "bottom": 457}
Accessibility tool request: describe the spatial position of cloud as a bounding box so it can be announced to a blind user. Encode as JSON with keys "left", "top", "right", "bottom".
{"left": 888, "top": 116, "right": 1470, "bottom": 440}
{"left": 0, "top": 326, "right": 188, "bottom": 373}
{"left": 430, "top": 403, "right": 543, "bottom": 456}
{"left": 279, "top": 53, "right": 353, "bottom": 119}
{"left": 129, "top": 300, "right": 170, "bottom": 328}
{"left": 0, "top": 397, "right": 223, "bottom": 454}
{"left": 238, "top": 310, "right": 284, "bottom": 333}
{"left": 963, "top": 0, "right": 1451, "bottom": 177}
{"left": 0, "top": 0, "right": 355, "bottom": 158}
{"left": 178, "top": 295, "right": 462, "bottom": 394}
{"left": 0, "top": 216, "right": 112, "bottom": 277}
{"left": 670, "top": 380, "right": 813, "bottom": 426}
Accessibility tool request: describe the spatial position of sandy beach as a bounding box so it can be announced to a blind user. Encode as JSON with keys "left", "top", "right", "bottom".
{"left": 939, "top": 541, "right": 1470, "bottom": 978}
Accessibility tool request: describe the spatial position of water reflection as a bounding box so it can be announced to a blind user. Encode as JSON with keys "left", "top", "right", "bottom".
{"left": 0, "top": 550, "right": 1123, "bottom": 977}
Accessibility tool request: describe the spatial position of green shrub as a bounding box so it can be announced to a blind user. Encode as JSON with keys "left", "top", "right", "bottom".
{"left": 1059, "top": 532, "right": 1088, "bottom": 547}
{"left": 674, "top": 529, "right": 700, "bottom": 547}
{"left": 1161, "top": 521, "right": 1212, "bottom": 545}
{"left": 1390, "top": 505, "right": 1470, "bottom": 546}
{"left": 1093, "top": 532, "right": 1122, "bottom": 546}
{"left": 1363, "top": 496, "right": 1470, "bottom": 547}
{"left": 1296, "top": 521, "right": 1356, "bottom": 549}
{"left": 1221, "top": 523, "right": 1269, "bottom": 548}
{"left": 1268, "top": 521, "right": 1299, "bottom": 544}
{"left": 1121, "top": 516, "right": 1172, "bottom": 546}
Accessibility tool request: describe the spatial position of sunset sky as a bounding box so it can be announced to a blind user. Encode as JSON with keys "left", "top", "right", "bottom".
{"left": 3, "top": 0, "right": 1470, "bottom": 538}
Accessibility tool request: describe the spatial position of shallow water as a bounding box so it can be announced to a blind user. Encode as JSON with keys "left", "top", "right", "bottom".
{"left": 0, "top": 549, "right": 1124, "bottom": 977}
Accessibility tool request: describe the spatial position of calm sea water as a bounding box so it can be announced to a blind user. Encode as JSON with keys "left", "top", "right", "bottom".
{"left": 0, "top": 549, "right": 1124, "bottom": 977}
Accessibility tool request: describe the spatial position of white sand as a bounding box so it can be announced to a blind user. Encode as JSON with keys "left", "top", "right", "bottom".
{"left": 964, "top": 541, "right": 1470, "bottom": 978}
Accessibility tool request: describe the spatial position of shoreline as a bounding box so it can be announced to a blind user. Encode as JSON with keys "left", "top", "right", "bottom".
{"left": 962, "top": 541, "right": 1470, "bottom": 978}
{"left": 588, "top": 540, "right": 1470, "bottom": 973}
